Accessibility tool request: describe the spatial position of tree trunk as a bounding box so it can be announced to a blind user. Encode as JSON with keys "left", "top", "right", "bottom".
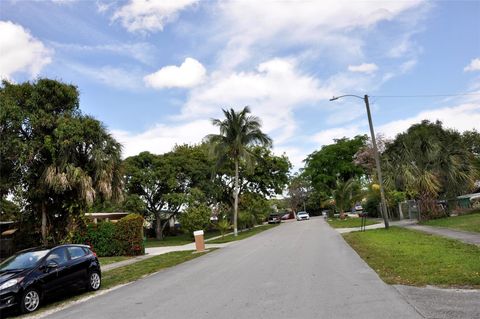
{"left": 155, "top": 212, "right": 163, "bottom": 240}
{"left": 233, "top": 159, "right": 239, "bottom": 237}
{"left": 41, "top": 202, "right": 47, "bottom": 246}
{"left": 340, "top": 210, "right": 346, "bottom": 220}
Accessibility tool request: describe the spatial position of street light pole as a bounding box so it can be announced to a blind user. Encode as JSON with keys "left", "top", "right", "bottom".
{"left": 329, "top": 94, "right": 390, "bottom": 229}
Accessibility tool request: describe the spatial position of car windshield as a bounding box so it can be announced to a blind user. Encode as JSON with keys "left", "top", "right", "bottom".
{"left": 0, "top": 250, "right": 50, "bottom": 271}
{"left": 298, "top": 212, "right": 307, "bottom": 215}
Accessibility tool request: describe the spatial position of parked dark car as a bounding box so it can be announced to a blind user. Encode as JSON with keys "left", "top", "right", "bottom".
{"left": 0, "top": 244, "right": 101, "bottom": 314}
{"left": 268, "top": 213, "right": 282, "bottom": 224}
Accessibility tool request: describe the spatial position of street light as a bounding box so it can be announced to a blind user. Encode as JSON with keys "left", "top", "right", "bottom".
{"left": 329, "top": 94, "right": 390, "bottom": 229}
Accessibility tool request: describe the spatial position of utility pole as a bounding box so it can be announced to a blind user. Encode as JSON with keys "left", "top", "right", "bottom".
{"left": 329, "top": 94, "right": 390, "bottom": 229}
{"left": 364, "top": 95, "right": 390, "bottom": 229}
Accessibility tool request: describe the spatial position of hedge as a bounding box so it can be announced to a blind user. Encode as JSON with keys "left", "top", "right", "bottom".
{"left": 73, "top": 213, "right": 144, "bottom": 257}
{"left": 116, "top": 213, "right": 145, "bottom": 256}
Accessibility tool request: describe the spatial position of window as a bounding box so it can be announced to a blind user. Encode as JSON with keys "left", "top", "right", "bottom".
{"left": 46, "top": 248, "right": 69, "bottom": 265}
{"left": 67, "top": 246, "right": 86, "bottom": 260}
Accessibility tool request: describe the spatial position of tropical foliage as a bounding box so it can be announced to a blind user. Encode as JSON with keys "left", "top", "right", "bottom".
{"left": 0, "top": 79, "right": 123, "bottom": 244}
{"left": 205, "top": 106, "right": 273, "bottom": 236}
{"left": 383, "top": 120, "right": 478, "bottom": 219}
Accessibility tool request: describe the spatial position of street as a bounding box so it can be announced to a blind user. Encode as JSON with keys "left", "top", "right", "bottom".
{"left": 45, "top": 218, "right": 421, "bottom": 319}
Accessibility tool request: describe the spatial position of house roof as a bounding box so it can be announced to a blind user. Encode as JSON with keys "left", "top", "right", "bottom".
{"left": 85, "top": 212, "right": 130, "bottom": 218}
{"left": 457, "top": 193, "right": 480, "bottom": 200}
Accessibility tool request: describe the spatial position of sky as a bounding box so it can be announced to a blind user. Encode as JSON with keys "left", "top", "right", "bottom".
{"left": 1, "top": 0, "right": 479, "bottom": 169}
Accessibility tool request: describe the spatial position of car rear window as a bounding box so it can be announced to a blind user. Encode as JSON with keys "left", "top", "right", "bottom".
{"left": 67, "top": 246, "right": 87, "bottom": 260}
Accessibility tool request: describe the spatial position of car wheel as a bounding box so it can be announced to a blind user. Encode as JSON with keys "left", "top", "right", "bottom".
{"left": 20, "top": 288, "right": 41, "bottom": 314}
{"left": 87, "top": 271, "right": 101, "bottom": 291}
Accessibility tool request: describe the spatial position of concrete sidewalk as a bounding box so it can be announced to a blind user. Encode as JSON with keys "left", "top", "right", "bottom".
{"left": 401, "top": 224, "right": 480, "bottom": 246}
{"left": 333, "top": 219, "right": 417, "bottom": 233}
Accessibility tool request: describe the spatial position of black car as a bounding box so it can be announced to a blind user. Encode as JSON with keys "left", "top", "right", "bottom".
{"left": 0, "top": 244, "right": 101, "bottom": 314}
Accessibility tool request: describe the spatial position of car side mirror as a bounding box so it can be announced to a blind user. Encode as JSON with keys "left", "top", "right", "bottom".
{"left": 42, "top": 262, "right": 58, "bottom": 272}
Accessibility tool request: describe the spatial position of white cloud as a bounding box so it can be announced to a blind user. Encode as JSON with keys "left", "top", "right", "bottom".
{"left": 68, "top": 63, "right": 143, "bottom": 90}
{"left": 112, "top": 119, "right": 215, "bottom": 158}
{"left": 377, "top": 103, "right": 480, "bottom": 138}
{"left": 51, "top": 41, "right": 156, "bottom": 65}
{"left": 312, "top": 126, "right": 364, "bottom": 146}
{"left": 112, "top": 0, "right": 198, "bottom": 33}
{"left": 179, "top": 58, "right": 332, "bottom": 144}
{"left": 464, "top": 58, "right": 480, "bottom": 72}
{"left": 215, "top": 0, "right": 424, "bottom": 68}
{"left": 144, "top": 58, "right": 206, "bottom": 89}
{"left": 348, "top": 63, "right": 378, "bottom": 74}
{"left": 0, "top": 21, "right": 52, "bottom": 80}
{"left": 310, "top": 99, "right": 480, "bottom": 149}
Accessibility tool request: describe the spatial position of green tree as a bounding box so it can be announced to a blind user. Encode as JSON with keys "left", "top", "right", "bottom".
{"left": 462, "top": 130, "right": 480, "bottom": 172}
{"left": 383, "top": 120, "right": 477, "bottom": 219}
{"left": 123, "top": 144, "right": 216, "bottom": 239}
{"left": 287, "top": 174, "right": 310, "bottom": 213}
{"left": 303, "top": 135, "right": 367, "bottom": 195}
{"left": 239, "top": 192, "right": 271, "bottom": 227}
{"left": 0, "top": 79, "right": 123, "bottom": 244}
{"left": 333, "top": 179, "right": 362, "bottom": 219}
{"left": 206, "top": 107, "right": 272, "bottom": 236}
{"left": 213, "top": 146, "right": 291, "bottom": 211}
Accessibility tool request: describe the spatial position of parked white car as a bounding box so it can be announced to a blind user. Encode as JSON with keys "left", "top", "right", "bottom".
{"left": 296, "top": 211, "right": 310, "bottom": 221}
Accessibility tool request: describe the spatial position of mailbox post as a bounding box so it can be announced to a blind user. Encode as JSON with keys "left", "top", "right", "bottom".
{"left": 193, "top": 230, "right": 205, "bottom": 252}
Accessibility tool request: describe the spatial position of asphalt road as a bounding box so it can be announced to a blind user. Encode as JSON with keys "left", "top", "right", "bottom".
{"left": 46, "top": 218, "right": 421, "bottom": 319}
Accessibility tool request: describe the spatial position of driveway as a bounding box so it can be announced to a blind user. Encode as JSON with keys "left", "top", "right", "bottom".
{"left": 45, "top": 217, "right": 421, "bottom": 319}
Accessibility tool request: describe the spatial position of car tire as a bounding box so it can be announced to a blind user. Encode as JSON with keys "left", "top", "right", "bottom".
{"left": 20, "top": 287, "right": 41, "bottom": 314}
{"left": 87, "top": 271, "right": 101, "bottom": 291}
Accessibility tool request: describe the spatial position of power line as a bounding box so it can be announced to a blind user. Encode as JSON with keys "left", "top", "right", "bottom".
{"left": 370, "top": 93, "right": 480, "bottom": 98}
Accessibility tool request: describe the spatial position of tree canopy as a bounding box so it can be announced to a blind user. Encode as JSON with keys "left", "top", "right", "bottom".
{"left": 0, "top": 79, "right": 123, "bottom": 244}
{"left": 303, "top": 135, "right": 367, "bottom": 195}
{"left": 383, "top": 120, "right": 478, "bottom": 218}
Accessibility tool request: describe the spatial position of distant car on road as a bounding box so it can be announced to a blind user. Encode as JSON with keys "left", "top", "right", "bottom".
{"left": 268, "top": 213, "right": 282, "bottom": 224}
{"left": 296, "top": 211, "right": 310, "bottom": 221}
{"left": 0, "top": 244, "right": 101, "bottom": 314}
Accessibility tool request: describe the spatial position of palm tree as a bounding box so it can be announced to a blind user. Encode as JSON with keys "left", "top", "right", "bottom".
{"left": 333, "top": 179, "right": 361, "bottom": 219}
{"left": 383, "top": 121, "right": 477, "bottom": 220}
{"left": 40, "top": 117, "right": 123, "bottom": 244}
{"left": 206, "top": 107, "right": 272, "bottom": 236}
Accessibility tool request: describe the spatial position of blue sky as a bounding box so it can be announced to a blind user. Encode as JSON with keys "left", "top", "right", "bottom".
{"left": 1, "top": 0, "right": 479, "bottom": 168}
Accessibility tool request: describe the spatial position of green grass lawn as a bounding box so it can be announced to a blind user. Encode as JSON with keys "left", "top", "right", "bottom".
{"left": 208, "top": 224, "right": 277, "bottom": 244}
{"left": 327, "top": 217, "right": 380, "bottom": 228}
{"left": 145, "top": 230, "right": 221, "bottom": 248}
{"left": 101, "top": 250, "right": 211, "bottom": 289}
{"left": 420, "top": 211, "right": 480, "bottom": 233}
{"left": 343, "top": 227, "right": 480, "bottom": 288}
{"left": 98, "top": 256, "right": 132, "bottom": 266}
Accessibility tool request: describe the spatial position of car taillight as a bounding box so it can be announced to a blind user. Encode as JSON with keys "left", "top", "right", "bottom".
{"left": 89, "top": 246, "right": 97, "bottom": 257}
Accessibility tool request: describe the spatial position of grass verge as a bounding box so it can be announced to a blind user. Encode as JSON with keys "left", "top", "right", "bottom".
{"left": 145, "top": 231, "right": 221, "bottom": 247}
{"left": 327, "top": 217, "right": 380, "bottom": 228}
{"left": 343, "top": 227, "right": 480, "bottom": 288}
{"left": 420, "top": 211, "right": 480, "bottom": 233}
{"left": 101, "top": 250, "right": 211, "bottom": 289}
{"left": 98, "top": 256, "right": 132, "bottom": 266}
{"left": 208, "top": 224, "right": 278, "bottom": 244}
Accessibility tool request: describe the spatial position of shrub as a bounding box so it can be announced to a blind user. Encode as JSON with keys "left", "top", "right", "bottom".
{"left": 179, "top": 204, "right": 211, "bottom": 238}
{"left": 72, "top": 222, "right": 122, "bottom": 256}
{"left": 72, "top": 213, "right": 144, "bottom": 257}
{"left": 116, "top": 214, "right": 145, "bottom": 256}
{"left": 217, "top": 219, "right": 231, "bottom": 237}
